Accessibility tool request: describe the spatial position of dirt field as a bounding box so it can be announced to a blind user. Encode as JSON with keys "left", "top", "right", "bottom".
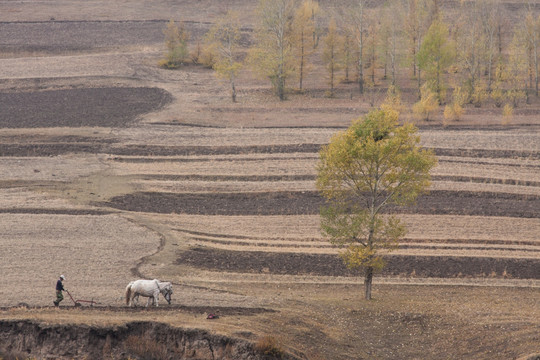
{"left": 0, "top": 1, "right": 539, "bottom": 359}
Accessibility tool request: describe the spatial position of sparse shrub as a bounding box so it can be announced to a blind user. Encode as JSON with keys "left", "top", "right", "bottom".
{"left": 471, "top": 83, "right": 487, "bottom": 108}
{"left": 381, "top": 85, "right": 403, "bottom": 115}
{"left": 198, "top": 42, "right": 219, "bottom": 69}
{"left": 505, "top": 89, "right": 526, "bottom": 108}
{"left": 443, "top": 103, "right": 463, "bottom": 123}
{"left": 501, "top": 103, "right": 513, "bottom": 125}
{"left": 254, "top": 335, "right": 285, "bottom": 359}
{"left": 159, "top": 20, "right": 190, "bottom": 69}
{"left": 191, "top": 40, "right": 203, "bottom": 65}
{"left": 365, "top": 79, "right": 381, "bottom": 107}
{"left": 324, "top": 90, "right": 336, "bottom": 98}
{"left": 124, "top": 335, "right": 168, "bottom": 360}
{"left": 491, "top": 88, "right": 505, "bottom": 108}
{"left": 413, "top": 84, "right": 439, "bottom": 121}
{"left": 491, "top": 60, "right": 507, "bottom": 108}
{"left": 443, "top": 86, "right": 467, "bottom": 122}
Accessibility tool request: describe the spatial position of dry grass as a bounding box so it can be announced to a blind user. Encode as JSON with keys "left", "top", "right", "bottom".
{"left": 0, "top": 1, "right": 539, "bottom": 359}
{"left": 3, "top": 284, "right": 538, "bottom": 360}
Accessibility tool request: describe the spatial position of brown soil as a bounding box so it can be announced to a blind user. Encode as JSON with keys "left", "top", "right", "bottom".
{"left": 0, "top": 87, "right": 172, "bottom": 128}
{"left": 1, "top": 1, "right": 539, "bottom": 359}
{"left": 176, "top": 247, "right": 540, "bottom": 279}
{"left": 103, "top": 189, "right": 540, "bottom": 218}
{"left": 0, "top": 21, "right": 169, "bottom": 54}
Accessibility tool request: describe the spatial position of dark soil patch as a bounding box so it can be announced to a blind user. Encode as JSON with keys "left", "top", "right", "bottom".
{"left": 128, "top": 174, "right": 540, "bottom": 188}
{"left": 140, "top": 174, "right": 316, "bottom": 182}
{"left": 176, "top": 247, "right": 540, "bottom": 279}
{"left": 1, "top": 137, "right": 538, "bottom": 159}
{"left": 0, "top": 20, "right": 216, "bottom": 54}
{"left": 109, "top": 143, "right": 322, "bottom": 156}
{"left": 0, "top": 208, "right": 112, "bottom": 215}
{"left": 104, "top": 191, "right": 322, "bottom": 216}
{"left": 0, "top": 142, "right": 105, "bottom": 156}
{"left": 103, "top": 190, "right": 540, "bottom": 218}
{"left": 0, "top": 135, "right": 115, "bottom": 156}
{"left": 0, "top": 87, "right": 172, "bottom": 128}
{"left": 0, "top": 20, "right": 167, "bottom": 53}
{"left": 432, "top": 148, "right": 540, "bottom": 160}
{"left": 82, "top": 145, "right": 540, "bottom": 160}
{"left": 0, "top": 142, "right": 321, "bottom": 156}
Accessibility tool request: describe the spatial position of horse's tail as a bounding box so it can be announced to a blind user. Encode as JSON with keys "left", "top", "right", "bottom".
{"left": 125, "top": 282, "right": 133, "bottom": 306}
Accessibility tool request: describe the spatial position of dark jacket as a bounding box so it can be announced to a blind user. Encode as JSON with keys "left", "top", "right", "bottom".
{"left": 56, "top": 279, "right": 64, "bottom": 291}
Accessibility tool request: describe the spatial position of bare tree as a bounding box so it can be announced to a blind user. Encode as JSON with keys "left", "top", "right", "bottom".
{"left": 293, "top": 0, "right": 319, "bottom": 91}
{"left": 250, "top": 0, "right": 297, "bottom": 100}
{"left": 386, "top": 1, "right": 403, "bottom": 87}
{"left": 323, "top": 17, "right": 343, "bottom": 97}
{"left": 378, "top": 12, "right": 390, "bottom": 81}
{"left": 341, "top": 28, "right": 357, "bottom": 83}
{"left": 345, "top": 0, "right": 371, "bottom": 94}
{"left": 404, "top": 0, "right": 438, "bottom": 96}
{"left": 507, "top": 30, "right": 528, "bottom": 106}
{"left": 456, "top": 1, "right": 486, "bottom": 102}
{"left": 204, "top": 11, "right": 243, "bottom": 102}
{"left": 403, "top": 0, "right": 419, "bottom": 78}
{"left": 523, "top": 3, "right": 539, "bottom": 96}
{"left": 365, "top": 15, "right": 379, "bottom": 85}
{"left": 478, "top": 0, "right": 504, "bottom": 91}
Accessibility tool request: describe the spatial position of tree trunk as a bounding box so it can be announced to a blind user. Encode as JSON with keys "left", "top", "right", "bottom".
{"left": 412, "top": 35, "right": 417, "bottom": 77}
{"left": 330, "top": 66, "right": 335, "bottom": 97}
{"left": 356, "top": 2, "right": 365, "bottom": 95}
{"left": 299, "top": 32, "right": 305, "bottom": 90}
{"left": 364, "top": 266, "right": 374, "bottom": 300}
{"left": 528, "top": 46, "right": 533, "bottom": 92}
{"left": 231, "top": 80, "right": 237, "bottom": 103}
{"left": 487, "top": 56, "right": 493, "bottom": 92}
{"left": 436, "top": 61, "right": 441, "bottom": 104}
{"left": 358, "top": 67, "right": 364, "bottom": 94}
{"left": 278, "top": 60, "right": 285, "bottom": 100}
{"left": 278, "top": 77, "right": 285, "bottom": 101}
{"left": 358, "top": 57, "right": 364, "bottom": 94}
{"left": 417, "top": 34, "right": 422, "bottom": 99}
{"left": 535, "top": 43, "right": 538, "bottom": 97}
{"left": 391, "top": 34, "right": 396, "bottom": 86}
{"left": 417, "top": 67, "right": 422, "bottom": 100}
{"left": 497, "top": 24, "right": 502, "bottom": 56}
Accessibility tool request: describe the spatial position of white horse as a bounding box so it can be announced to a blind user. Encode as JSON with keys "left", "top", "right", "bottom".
{"left": 125, "top": 279, "right": 173, "bottom": 307}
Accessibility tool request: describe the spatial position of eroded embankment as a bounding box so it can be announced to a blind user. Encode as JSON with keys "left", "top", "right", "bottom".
{"left": 0, "top": 320, "right": 295, "bottom": 360}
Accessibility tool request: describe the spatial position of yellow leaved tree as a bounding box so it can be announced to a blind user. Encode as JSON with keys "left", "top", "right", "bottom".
{"left": 316, "top": 106, "right": 437, "bottom": 300}
{"left": 204, "top": 11, "right": 243, "bottom": 102}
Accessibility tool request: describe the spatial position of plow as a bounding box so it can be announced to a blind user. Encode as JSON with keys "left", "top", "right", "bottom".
{"left": 65, "top": 289, "right": 99, "bottom": 307}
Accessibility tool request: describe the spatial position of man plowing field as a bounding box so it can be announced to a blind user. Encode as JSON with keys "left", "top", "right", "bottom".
{"left": 53, "top": 275, "right": 66, "bottom": 307}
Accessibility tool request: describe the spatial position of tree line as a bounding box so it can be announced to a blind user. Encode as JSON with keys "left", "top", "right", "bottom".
{"left": 160, "top": 0, "right": 540, "bottom": 120}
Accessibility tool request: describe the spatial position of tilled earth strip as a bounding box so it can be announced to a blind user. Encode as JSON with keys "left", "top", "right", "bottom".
{"left": 176, "top": 247, "right": 540, "bottom": 279}
{"left": 102, "top": 190, "right": 540, "bottom": 218}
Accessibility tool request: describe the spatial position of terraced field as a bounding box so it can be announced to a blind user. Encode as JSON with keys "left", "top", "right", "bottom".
{"left": 0, "top": 1, "right": 539, "bottom": 359}
{"left": 97, "top": 126, "right": 540, "bottom": 282}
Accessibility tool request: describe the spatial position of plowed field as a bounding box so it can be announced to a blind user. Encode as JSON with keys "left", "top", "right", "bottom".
{"left": 0, "top": 2, "right": 539, "bottom": 359}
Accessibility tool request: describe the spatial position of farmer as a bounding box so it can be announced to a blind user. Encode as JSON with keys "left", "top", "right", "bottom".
{"left": 53, "top": 275, "right": 66, "bottom": 306}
